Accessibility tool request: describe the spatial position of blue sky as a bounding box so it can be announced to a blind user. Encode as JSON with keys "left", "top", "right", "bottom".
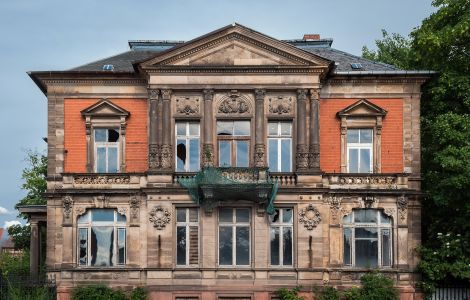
{"left": 0, "top": 0, "right": 434, "bottom": 229}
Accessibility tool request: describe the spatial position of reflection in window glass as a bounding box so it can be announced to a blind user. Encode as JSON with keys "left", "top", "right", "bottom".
{"left": 219, "top": 141, "right": 231, "bottom": 167}
{"left": 270, "top": 208, "right": 293, "bottom": 266}
{"left": 94, "top": 128, "right": 120, "bottom": 173}
{"left": 176, "top": 208, "right": 199, "bottom": 266}
{"left": 236, "top": 141, "right": 249, "bottom": 167}
{"left": 176, "top": 122, "right": 200, "bottom": 172}
{"left": 268, "top": 122, "right": 292, "bottom": 172}
{"left": 217, "top": 121, "right": 250, "bottom": 167}
{"left": 347, "top": 129, "right": 373, "bottom": 173}
{"left": 78, "top": 228, "right": 88, "bottom": 266}
{"left": 219, "top": 227, "right": 233, "bottom": 265}
{"left": 219, "top": 208, "right": 250, "bottom": 266}
{"left": 117, "top": 228, "right": 126, "bottom": 265}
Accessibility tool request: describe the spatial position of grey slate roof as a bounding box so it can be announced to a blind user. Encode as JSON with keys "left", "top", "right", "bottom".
{"left": 69, "top": 40, "right": 399, "bottom": 73}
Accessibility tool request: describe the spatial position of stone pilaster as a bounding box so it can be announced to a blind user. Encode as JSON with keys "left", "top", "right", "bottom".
{"left": 30, "top": 220, "right": 39, "bottom": 280}
{"left": 309, "top": 89, "right": 320, "bottom": 172}
{"left": 161, "top": 89, "right": 172, "bottom": 171}
{"left": 254, "top": 89, "right": 266, "bottom": 167}
{"left": 296, "top": 89, "right": 309, "bottom": 170}
{"left": 148, "top": 88, "right": 160, "bottom": 170}
{"left": 203, "top": 89, "right": 214, "bottom": 167}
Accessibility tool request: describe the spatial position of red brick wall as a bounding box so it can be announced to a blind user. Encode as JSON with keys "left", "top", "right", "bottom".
{"left": 64, "top": 99, "right": 148, "bottom": 173}
{"left": 319, "top": 99, "right": 403, "bottom": 173}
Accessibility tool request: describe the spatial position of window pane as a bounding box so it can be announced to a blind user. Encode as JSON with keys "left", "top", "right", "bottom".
{"left": 270, "top": 227, "right": 280, "bottom": 265}
{"left": 108, "top": 129, "right": 119, "bottom": 142}
{"left": 189, "top": 226, "right": 198, "bottom": 265}
{"left": 189, "top": 139, "right": 200, "bottom": 171}
{"left": 176, "top": 123, "right": 186, "bottom": 136}
{"left": 355, "top": 227, "right": 378, "bottom": 239}
{"left": 108, "top": 147, "right": 118, "bottom": 173}
{"left": 78, "top": 228, "right": 88, "bottom": 265}
{"left": 177, "top": 226, "right": 187, "bottom": 265}
{"left": 176, "top": 139, "right": 187, "bottom": 171}
{"left": 268, "top": 139, "right": 279, "bottom": 172}
{"left": 189, "top": 208, "right": 198, "bottom": 222}
{"left": 282, "top": 209, "right": 293, "bottom": 224}
{"left": 116, "top": 212, "right": 126, "bottom": 223}
{"left": 219, "top": 227, "right": 232, "bottom": 265}
{"left": 95, "top": 129, "right": 107, "bottom": 142}
{"left": 117, "top": 228, "right": 125, "bottom": 265}
{"left": 347, "top": 129, "right": 359, "bottom": 143}
{"left": 360, "top": 129, "right": 373, "bottom": 143}
{"left": 280, "top": 139, "right": 291, "bottom": 172}
{"left": 78, "top": 211, "right": 90, "bottom": 223}
{"left": 188, "top": 123, "right": 199, "bottom": 136}
{"left": 268, "top": 123, "right": 278, "bottom": 136}
{"left": 381, "top": 229, "right": 391, "bottom": 267}
{"left": 92, "top": 209, "right": 114, "bottom": 222}
{"left": 236, "top": 227, "right": 250, "bottom": 265}
{"left": 217, "top": 121, "right": 233, "bottom": 136}
{"left": 359, "top": 149, "right": 371, "bottom": 173}
{"left": 354, "top": 209, "right": 377, "bottom": 223}
{"left": 343, "top": 214, "right": 352, "bottom": 224}
{"left": 269, "top": 209, "right": 280, "bottom": 223}
{"left": 234, "top": 121, "right": 250, "bottom": 135}
{"left": 236, "top": 209, "right": 249, "bottom": 223}
{"left": 176, "top": 208, "right": 186, "bottom": 222}
{"left": 343, "top": 228, "right": 352, "bottom": 265}
{"left": 236, "top": 141, "right": 249, "bottom": 167}
{"left": 96, "top": 147, "right": 107, "bottom": 173}
{"left": 280, "top": 123, "right": 291, "bottom": 136}
{"left": 219, "top": 208, "right": 233, "bottom": 223}
{"left": 380, "top": 211, "right": 391, "bottom": 224}
{"left": 91, "top": 226, "right": 114, "bottom": 266}
{"left": 348, "top": 148, "right": 358, "bottom": 173}
{"left": 355, "top": 239, "right": 378, "bottom": 268}
{"left": 283, "top": 227, "right": 293, "bottom": 265}
{"left": 219, "top": 141, "right": 231, "bottom": 167}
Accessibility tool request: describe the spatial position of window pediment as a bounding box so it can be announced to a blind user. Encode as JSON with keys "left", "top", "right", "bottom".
{"left": 337, "top": 99, "right": 387, "bottom": 118}
{"left": 81, "top": 99, "right": 130, "bottom": 118}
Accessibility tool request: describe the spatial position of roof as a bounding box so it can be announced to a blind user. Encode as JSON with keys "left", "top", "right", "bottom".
{"left": 0, "top": 228, "right": 15, "bottom": 250}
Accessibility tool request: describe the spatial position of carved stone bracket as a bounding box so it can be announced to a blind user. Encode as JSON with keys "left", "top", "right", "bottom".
{"left": 149, "top": 206, "right": 171, "bottom": 230}
{"left": 117, "top": 207, "right": 127, "bottom": 216}
{"left": 176, "top": 96, "right": 200, "bottom": 115}
{"left": 361, "top": 195, "right": 377, "bottom": 208}
{"left": 129, "top": 195, "right": 140, "bottom": 220}
{"left": 326, "top": 195, "right": 342, "bottom": 224}
{"left": 63, "top": 196, "right": 73, "bottom": 220}
{"left": 384, "top": 208, "right": 396, "bottom": 218}
{"left": 93, "top": 195, "right": 109, "bottom": 208}
{"left": 397, "top": 195, "right": 408, "bottom": 221}
{"left": 254, "top": 144, "right": 265, "bottom": 167}
{"left": 75, "top": 206, "right": 87, "bottom": 217}
{"left": 299, "top": 204, "right": 321, "bottom": 230}
{"left": 268, "top": 96, "right": 293, "bottom": 115}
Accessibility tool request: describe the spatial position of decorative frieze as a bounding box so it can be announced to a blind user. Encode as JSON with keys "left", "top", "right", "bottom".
{"left": 268, "top": 95, "right": 293, "bottom": 115}
{"left": 299, "top": 204, "right": 321, "bottom": 230}
{"left": 175, "top": 96, "right": 200, "bottom": 115}
{"left": 339, "top": 176, "right": 396, "bottom": 186}
{"left": 149, "top": 206, "right": 171, "bottom": 230}
{"left": 73, "top": 175, "right": 131, "bottom": 185}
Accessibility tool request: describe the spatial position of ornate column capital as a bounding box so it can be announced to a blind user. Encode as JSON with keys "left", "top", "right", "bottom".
{"left": 148, "top": 88, "right": 159, "bottom": 100}
{"left": 297, "top": 89, "right": 308, "bottom": 101}
{"left": 254, "top": 89, "right": 266, "bottom": 100}
{"left": 203, "top": 89, "right": 214, "bottom": 100}
{"left": 161, "top": 89, "right": 172, "bottom": 100}
{"left": 309, "top": 88, "right": 320, "bottom": 101}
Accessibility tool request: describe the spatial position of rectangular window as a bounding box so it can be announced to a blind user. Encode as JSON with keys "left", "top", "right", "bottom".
{"left": 347, "top": 129, "right": 373, "bottom": 173}
{"left": 269, "top": 208, "right": 293, "bottom": 266}
{"left": 217, "top": 121, "right": 250, "bottom": 167}
{"left": 94, "top": 128, "right": 120, "bottom": 173}
{"left": 268, "top": 122, "right": 292, "bottom": 172}
{"left": 176, "top": 122, "right": 200, "bottom": 172}
{"left": 176, "top": 208, "right": 199, "bottom": 266}
{"left": 218, "top": 208, "right": 251, "bottom": 266}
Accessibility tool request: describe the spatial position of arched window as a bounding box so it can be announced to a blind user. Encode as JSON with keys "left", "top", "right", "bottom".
{"left": 343, "top": 209, "right": 392, "bottom": 268}
{"left": 77, "top": 209, "right": 126, "bottom": 267}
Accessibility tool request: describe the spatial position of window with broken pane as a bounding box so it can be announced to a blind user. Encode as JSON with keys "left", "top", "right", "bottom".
{"left": 94, "top": 128, "right": 120, "bottom": 173}
{"left": 343, "top": 209, "right": 392, "bottom": 268}
{"left": 218, "top": 208, "right": 251, "bottom": 266}
{"left": 269, "top": 208, "right": 293, "bottom": 266}
{"left": 176, "top": 122, "right": 200, "bottom": 172}
{"left": 176, "top": 207, "right": 199, "bottom": 266}
{"left": 77, "top": 209, "right": 126, "bottom": 267}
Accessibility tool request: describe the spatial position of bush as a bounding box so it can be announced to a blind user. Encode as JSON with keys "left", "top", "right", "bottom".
{"left": 360, "top": 273, "right": 399, "bottom": 300}
{"left": 317, "top": 286, "right": 340, "bottom": 300}
{"left": 130, "top": 287, "right": 148, "bottom": 300}
{"left": 72, "top": 285, "right": 126, "bottom": 300}
{"left": 343, "top": 286, "right": 362, "bottom": 300}
{"left": 275, "top": 286, "right": 304, "bottom": 300}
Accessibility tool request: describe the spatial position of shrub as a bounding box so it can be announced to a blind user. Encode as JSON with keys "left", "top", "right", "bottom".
{"left": 275, "top": 286, "right": 304, "bottom": 300}
{"left": 130, "top": 286, "right": 148, "bottom": 300}
{"left": 343, "top": 286, "right": 362, "bottom": 300}
{"left": 360, "top": 273, "right": 399, "bottom": 300}
{"left": 71, "top": 285, "right": 126, "bottom": 300}
{"left": 317, "top": 286, "right": 340, "bottom": 300}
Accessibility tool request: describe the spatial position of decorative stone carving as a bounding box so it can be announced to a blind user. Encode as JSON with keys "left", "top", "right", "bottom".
{"left": 384, "top": 208, "right": 396, "bottom": 218}
{"left": 326, "top": 195, "right": 342, "bottom": 223}
{"left": 299, "top": 204, "right": 321, "bottom": 230}
{"left": 149, "top": 144, "right": 160, "bottom": 169}
{"left": 149, "top": 206, "right": 171, "bottom": 230}
{"left": 148, "top": 89, "right": 159, "bottom": 100}
{"left": 160, "top": 144, "right": 173, "bottom": 170}
{"left": 296, "top": 144, "right": 309, "bottom": 170}
{"left": 397, "top": 195, "right": 408, "bottom": 220}
{"left": 94, "top": 195, "right": 109, "bottom": 208}
{"left": 362, "top": 196, "right": 376, "bottom": 208}
{"left": 75, "top": 206, "right": 87, "bottom": 217}
{"left": 117, "top": 207, "right": 127, "bottom": 216}
{"left": 202, "top": 143, "right": 214, "bottom": 167}
{"left": 254, "top": 144, "right": 265, "bottom": 167}
{"left": 129, "top": 195, "right": 140, "bottom": 219}
{"left": 74, "top": 175, "right": 131, "bottom": 185}
{"left": 309, "top": 144, "right": 320, "bottom": 169}
{"left": 176, "top": 96, "right": 200, "bottom": 115}
{"left": 161, "top": 89, "right": 172, "bottom": 100}
{"left": 339, "top": 176, "right": 396, "bottom": 186}
{"left": 63, "top": 196, "right": 73, "bottom": 219}
{"left": 218, "top": 91, "right": 250, "bottom": 114}
{"left": 268, "top": 96, "right": 293, "bottom": 115}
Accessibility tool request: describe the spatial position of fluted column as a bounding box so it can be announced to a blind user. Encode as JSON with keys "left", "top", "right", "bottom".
{"left": 203, "top": 89, "right": 214, "bottom": 167}
{"left": 148, "top": 88, "right": 160, "bottom": 170}
{"left": 160, "top": 89, "right": 172, "bottom": 171}
{"left": 296, "top": 89, "right": 309, "bottom": 171}
{"left": 254, "top": 89, "right": 266, "bottom": 167}
{"left": 309, "top": 88, "right": 321, "bottom": 172}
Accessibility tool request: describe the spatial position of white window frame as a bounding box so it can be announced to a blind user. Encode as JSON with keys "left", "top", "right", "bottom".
{"left": 346, "top": 128, "right": 373, "bottom": 173}
{"left": 218, "top": 208, "right": 251, "bottom": 267}
{"left": 93, "top": 128, "right": 120, "bottom": 173}
{"left": 77, "top": 209, "right": 127, "bottom": 267}
{"left": 267, "top": 121, "right": 292, "bottom": 172}
{"left": 175, "top": 122, "right": 200, "bottom": 172}
{"left": 343, "top": 209, "right": 392, "bottom": 268}
{"left": 175, "top": 207, "right": 199, "bottom": 267}
{"left": 269, "top": 208, "right": 294, "bottom": 267}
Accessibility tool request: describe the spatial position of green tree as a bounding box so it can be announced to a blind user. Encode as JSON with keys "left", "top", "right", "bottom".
{"left": 15, "top": 150, "right": 47, "bottom": 210}
{"left": 362, "top": 0, "right": 470, "bottom": 293}
{"left": 7, "top": 224, "right": 30, "bottom": 250}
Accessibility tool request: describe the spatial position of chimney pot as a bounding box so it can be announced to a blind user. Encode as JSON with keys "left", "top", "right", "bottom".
{"left": 303, "top": 34, "right": 320, "bottom": 40}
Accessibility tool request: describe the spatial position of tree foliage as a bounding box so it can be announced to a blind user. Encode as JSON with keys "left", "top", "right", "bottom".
{"left": 16, "top": 150, "right": 47, "bottom": 210}
{"left": 7, "top": 224, "right": 30, "bottom": 250}
{"left": 361, "top": 0, "right": 470, "bottom": 292}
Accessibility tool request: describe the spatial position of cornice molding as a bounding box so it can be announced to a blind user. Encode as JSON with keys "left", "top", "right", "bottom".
{"left": 147, "top": 67, "right": 325, "bottom": 74}
{"left": 327, "top": 78, "right": 428, "bottom": 85}
{"left": 42, "top": 79, "right": 147, "bottom": 86}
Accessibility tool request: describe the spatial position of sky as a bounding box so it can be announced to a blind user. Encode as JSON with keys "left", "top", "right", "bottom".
{"left": 0, "top": 0, "right": 435, "bottom": 229}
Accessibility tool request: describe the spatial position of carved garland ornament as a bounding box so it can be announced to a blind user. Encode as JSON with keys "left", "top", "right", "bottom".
{"left": 176, "top": 96, "right": 200, "bottom": 115}
{"left": 339, "top": 176, "right": 396, "bottom": 186}
{"left": 63, "top": 196, "right": 73, "bottom": 219}
{"left": 299, "top": 204, "right": 321, "bottom": 230}
{"left": 149, "top": 206, "right": 171, "bottom": 230}
{"left": 218, "top": 91, "right": 250, "bottom": 114}
{"left": 268, "top": 96, "right": 293, "bottom": 115}
{"left": 74, "top": 175, "right": 130, "bottom": 185}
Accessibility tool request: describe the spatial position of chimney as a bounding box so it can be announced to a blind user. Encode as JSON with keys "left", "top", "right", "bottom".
{"left": 303, "top": 34, "right": 320, "bottom": 41}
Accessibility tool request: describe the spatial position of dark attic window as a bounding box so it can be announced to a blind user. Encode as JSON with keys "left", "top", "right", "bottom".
{"left": 102, "top": 64, "right": 114, "bottom": 71}
{"left": 350, "top": 63, "right": 363, "bottom": 70}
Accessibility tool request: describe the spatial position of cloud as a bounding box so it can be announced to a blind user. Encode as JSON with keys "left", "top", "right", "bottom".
{"left": 4, "top": 220, "right": 21, "bottom": 229}
{"left": 0, "top": 206, "right": 11, "bottom": 215}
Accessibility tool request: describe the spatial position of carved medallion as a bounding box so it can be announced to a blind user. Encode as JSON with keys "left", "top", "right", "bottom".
{"left": 299, "top": 204, "right": 321, "bottom": 230}
{"left": 63, "top": 196, "right": 73, "bottom": 219}
{"left": 268, "top": 96, "right": 293, "bottom": 115}
{"left": 149, "top": 206, "right": 171, "bottom": 230}
{"left": 218, "top": 91, "right": 251, "bottom": 114}
{"left": 176, "top": 96, "right": 200, "bottom": 115}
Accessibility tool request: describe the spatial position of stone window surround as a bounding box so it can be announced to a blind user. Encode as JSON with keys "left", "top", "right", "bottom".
{"left": 175, "top": 207, "right": 200, "bottom": 267}
{"left": 268, "top": 207, "right": 294, "bottom": 267}
{"left": 337, "top": 99, "right": 387, "bottom": 173}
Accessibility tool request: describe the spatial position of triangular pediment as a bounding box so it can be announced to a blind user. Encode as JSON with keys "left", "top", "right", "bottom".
{"left": 81, "top": 99, "right": 130, "bottom": 117}
{"left": 337, "top": 99, "right": 387, "bottom": 117}
{"left": 139, "top": 24, "right": 332, "bottom": 69}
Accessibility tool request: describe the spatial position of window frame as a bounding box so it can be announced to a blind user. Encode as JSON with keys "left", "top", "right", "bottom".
{"left": 267, "top": 121, "right": 293, "bottom": 172}
{"left": 216, "top": 120, "right": 251, "bottom": 167}
{"left": 77, "top": 209, "right": 127, "bottom": 267}
{"left": 217, "top": 207, "right": 251, "bottom": 267}
{"left": 175, "top": 122, "right": 201, "bottom": 172}
{"left": 343, "top": 209, "right": 392, "bottom": 268}
{"left": 93, "top": 127, "right": 121, "bottom": 173}
{"left": 175, "top": 207, "right": 200, "bottom": 267}
{"left": 346, "top": 128, "right": 373, "bottom": 173}
{"left": 269, "top": 208, "right": 294, "bottom": 267}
